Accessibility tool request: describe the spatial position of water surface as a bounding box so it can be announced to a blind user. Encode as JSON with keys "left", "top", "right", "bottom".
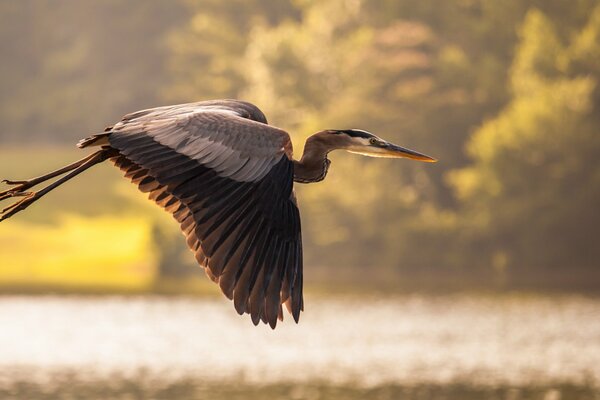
{"left": 0, "top": 293, "right": 598, "bottom": 398}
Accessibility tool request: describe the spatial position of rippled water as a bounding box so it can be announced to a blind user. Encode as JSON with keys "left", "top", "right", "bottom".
{"left": 0, "top": 293, "right": 598, "bottom": 397}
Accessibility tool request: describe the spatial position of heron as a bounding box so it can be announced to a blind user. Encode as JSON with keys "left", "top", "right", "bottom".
{"left": 0, "top": 99, "right": 436, "bottom": 328}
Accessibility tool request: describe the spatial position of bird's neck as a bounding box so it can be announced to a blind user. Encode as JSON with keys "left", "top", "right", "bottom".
{"left": 293, "top": 135, "right": 332, "bottom": 184}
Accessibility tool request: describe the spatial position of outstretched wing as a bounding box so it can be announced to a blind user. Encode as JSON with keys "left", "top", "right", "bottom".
{"left": 107, "top": 100, "right": 303, "bottom": 328}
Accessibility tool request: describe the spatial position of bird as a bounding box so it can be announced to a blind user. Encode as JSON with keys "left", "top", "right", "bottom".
{"left": 0, "top": 99, "right": 436, "bottom": 328}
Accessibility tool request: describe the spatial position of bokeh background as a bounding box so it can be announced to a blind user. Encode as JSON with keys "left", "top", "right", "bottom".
{"left": 0, "top": 1, "right": 599, "bottom": 399}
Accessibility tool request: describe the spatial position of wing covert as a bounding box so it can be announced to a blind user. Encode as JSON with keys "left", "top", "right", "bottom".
{"left": 112, "top": 101, "right": 291, "bottom": 182}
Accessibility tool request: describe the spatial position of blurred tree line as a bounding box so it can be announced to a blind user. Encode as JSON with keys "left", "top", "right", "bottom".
{"left": 1, "top": 0, "right": 599, "bottom": 288}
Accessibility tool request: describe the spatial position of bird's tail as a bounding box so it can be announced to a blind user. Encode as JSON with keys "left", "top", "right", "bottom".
{"left": 77, "top": 132, "right": 111, "bottom": 148}
{"left": 0, "top": 148, "right": 117, "bottom": 222}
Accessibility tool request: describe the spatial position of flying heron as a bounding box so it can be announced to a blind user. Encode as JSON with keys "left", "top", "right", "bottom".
{"left": 0, "top": 99, "right": 436, "bottom": 328}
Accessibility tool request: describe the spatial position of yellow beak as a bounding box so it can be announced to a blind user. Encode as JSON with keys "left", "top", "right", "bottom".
{"left": 383, "top": 142, "right": 437, "bottom": 162}
{"left": 348, "top": 141, "right": 437, "bottom": 162}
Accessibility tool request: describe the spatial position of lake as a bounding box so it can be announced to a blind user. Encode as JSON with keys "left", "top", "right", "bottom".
{"left": 0, "top": 293, "right": 598, "bottom": 399}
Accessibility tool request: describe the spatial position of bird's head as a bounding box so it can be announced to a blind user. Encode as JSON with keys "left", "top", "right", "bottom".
{"left": 327, "top": 129, "right": 437, "bottom": 162}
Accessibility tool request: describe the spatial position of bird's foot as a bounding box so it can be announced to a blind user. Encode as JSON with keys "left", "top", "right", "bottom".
{"left": 0, "top": 179, "right": 34, "bottom": 202}
{"left": 0, "top": 192, "right": 37, "bottom": 222}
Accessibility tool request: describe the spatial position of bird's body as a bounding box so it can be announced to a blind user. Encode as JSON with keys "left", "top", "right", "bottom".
{"left": 0, "top": 99, "right": 435, "bottom": 328}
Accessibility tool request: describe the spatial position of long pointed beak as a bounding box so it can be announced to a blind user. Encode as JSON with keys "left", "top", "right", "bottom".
{"left": 345, "top": 133, "right": 437, "bottom": 162}
{"left": 382, "top": 142, "right": 437, "bottom": 162}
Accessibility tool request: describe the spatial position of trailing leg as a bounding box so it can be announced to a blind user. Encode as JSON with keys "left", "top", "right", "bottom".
{"left": 0, "top": 151, "right": 101, "bottom": 202}
{"left": 0, "top": 149, "right": 117, "bottom": 222}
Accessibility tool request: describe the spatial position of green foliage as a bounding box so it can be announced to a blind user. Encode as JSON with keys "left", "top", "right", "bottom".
{"left": 1, "top": 0, "right": 599, "bottom": 289}
{"left": 166, "top": 0, "right": 299, "bottom": 101}
{"left": 0, "top": 0, "right": 187, "bottom": 143}
{"left": 449, "top": 7, "right": 600, "bottom": 276}
{"left": 165, "top": 0, "right": 600, "bottom": 283}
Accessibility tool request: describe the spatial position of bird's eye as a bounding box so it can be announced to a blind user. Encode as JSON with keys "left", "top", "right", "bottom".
{"left": 369, "top": 138, "right": 378, "bottom": 145}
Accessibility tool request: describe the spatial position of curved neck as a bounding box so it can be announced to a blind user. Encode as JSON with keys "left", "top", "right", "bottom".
{"left": 293, "top": 134, "right": 334, "bottom": 184}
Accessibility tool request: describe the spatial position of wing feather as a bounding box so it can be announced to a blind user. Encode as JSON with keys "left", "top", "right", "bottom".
{"left": 106, "top": 100, "right": 302, "bottom": 328}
